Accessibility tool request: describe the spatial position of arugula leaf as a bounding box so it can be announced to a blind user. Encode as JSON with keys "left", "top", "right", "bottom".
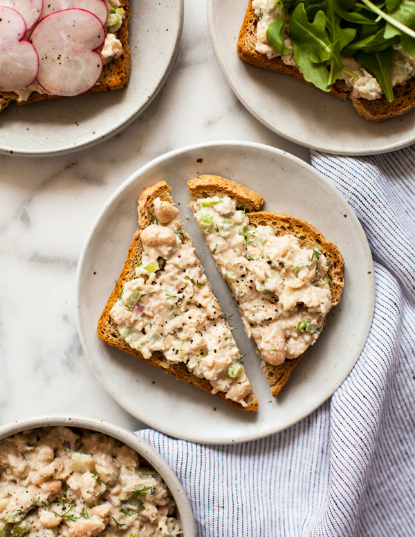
{"left": 290, "top": 6, "right": 337, "bottom": 65}
{"left": 326, "top": 0, "right": 356, "bottom": 51}
{"left": 361, "top": 0, "right": 415, "bottom": 39}
{"left": 355, "top": 47, "right": 395, "bottom": 101}
{"left": 386, "top": 0, "right": 401, "bottom": 11}
{"left": 330, "top": 0, "right": 378, "bottom": 24}
{"left": 267, "top": 1, "right": 291, "bottom": 55}
{"left": 293, "top": 41, "right": 331, "bottom": 90}
{"left": 290, "top": 5, "right": 336, "bottom": 90}
{"left": 343, "top": 28, "right": 399, "bottom": 55}
{"left": 383, "top": 0, "right": 415, "bottom": 57}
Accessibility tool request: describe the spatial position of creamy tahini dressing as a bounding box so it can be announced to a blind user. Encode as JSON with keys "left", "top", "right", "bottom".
{"left": 110, "top": 198, "right": 252, "bottom": 406}
{"left": 193, "top": 196, "right": 332, "bottom": 366}
{"left": 0, "top": 427, "right": 180, "bottom": 537}
{"left": 252, "top": 0, "right": 415, "bottom": 100}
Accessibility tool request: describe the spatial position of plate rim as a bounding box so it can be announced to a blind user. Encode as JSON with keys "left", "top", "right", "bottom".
{"left": 0, "top": 0, "right": 184, "bottom": 158}
{"left": 207, "top": 0, "right": 415, "bottom": 156}
{"left": 76, "top": 140, "right": 375, "bottom": 444}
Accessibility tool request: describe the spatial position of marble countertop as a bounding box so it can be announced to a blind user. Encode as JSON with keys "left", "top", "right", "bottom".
{"left": 0, "top": 0, "right": 309, "bottom": 432}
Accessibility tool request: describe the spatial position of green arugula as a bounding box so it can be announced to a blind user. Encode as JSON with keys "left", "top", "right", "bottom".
{"left": 270, "top": 0, "right": 415, "bottom": 101}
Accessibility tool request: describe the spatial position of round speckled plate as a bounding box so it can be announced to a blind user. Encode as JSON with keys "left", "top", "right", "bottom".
{"left": 0, "top": 0, "right": 183, "bottom": 157}
{"left": 76, "top": 141, "right": 375, "bottom": 444}
{"left": 208, "top": 0, "right": 415, "bottom": 155}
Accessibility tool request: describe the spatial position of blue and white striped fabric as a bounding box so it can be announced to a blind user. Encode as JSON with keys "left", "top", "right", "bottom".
{"left": 137, "top": 147, "right": 415, "bottom": 537}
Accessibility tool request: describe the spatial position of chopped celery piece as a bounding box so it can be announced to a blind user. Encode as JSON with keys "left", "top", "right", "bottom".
{"left": 121, "top": 327, "right": 138, "bottom": 341}
{"left": 5, "top": 509, "right": 31, "bottom": 524}
{"left": 221, "top": 219, "right": 234, "bottom": 230}
{"left": 228, "top": 363, "right": 243, "bottom": 378}
{"left": 123, "top": 288, "right": 141, "bottom": 309}
{"left": 11, "top": 522, "right": 30, "bottom": 537}
{"left": 297, "top": 320, "right": 322, "bottom": 334}
{"left": 196, "top": 212, "right": 214, "bottom": 233}
{"left": 224, "top": 273, "right": 236, "bottom": 282}
{"left": 144, "top": 260, "right": 159, "bottom": 273}
{"left": 200, "top": 200, "right": 222, "bottom": 207}
{"left": 71, "top": 452, "right": 95, "bottom": 473}
{"left": 187, "top": 354, "right": 203, "bottom": 371}
{"left": 256, "top": 280, "right": 266, "bottom": 293}
{"left": 107, "top": 7, "right": 124, "bottom": 27}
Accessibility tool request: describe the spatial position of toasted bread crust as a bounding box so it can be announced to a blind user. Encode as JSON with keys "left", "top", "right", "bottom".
{"left": 189, "top": 176, "right": 345, "bottom": 397}
{"left": 97, "top": 180, "right": 259, "bottom": 413}
{"left": 238, "top": 0, "right": 415, "bottom": 122}
{"left": 0, "top": 0, "right": 131, "bottom": 111}
{"left": 188, "top": 175, "right": 264, "bottom": 211}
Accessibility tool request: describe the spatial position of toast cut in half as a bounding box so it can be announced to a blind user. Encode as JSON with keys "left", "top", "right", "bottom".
{"left": 238, "top": 0, "right": 415, "bottom": 122}
{"left": 97, "top": 181, "right": 258, "bottom": 413}
{"left": 189, "top": 175, "right": 345, "bottom": 396}
{"left": 0, "top": 0, "right": 131, "bottom": 113}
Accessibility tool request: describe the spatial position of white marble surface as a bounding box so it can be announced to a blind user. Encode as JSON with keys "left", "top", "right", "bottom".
{"left": 0, "top": 0, "right": 309, "bottom": 432}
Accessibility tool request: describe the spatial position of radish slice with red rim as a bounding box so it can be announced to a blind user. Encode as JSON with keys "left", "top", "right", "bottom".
{"left": 0, "top": 7, "right": 39, "bottom": 91}
{"left": 31, "top": 9, "right": 105, "bottom": 97}
{"left": 0, "top": 0, "right": 43, "bottom": 29}
{"left": 39, "top": 0, "right": 107, "bottom": 26}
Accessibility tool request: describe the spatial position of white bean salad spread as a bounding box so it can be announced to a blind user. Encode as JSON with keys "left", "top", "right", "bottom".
{"left": 0, "top": 427, "right": 181, "bottom": 537}
{"left": 193, "top": 196, "right": 332, "bottom": 366}
{"left": 110, "top": 197, "right": 253, "bottom": 406}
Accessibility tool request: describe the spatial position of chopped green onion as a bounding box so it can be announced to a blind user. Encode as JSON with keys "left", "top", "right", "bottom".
{"left": 201, "top": 200, "right": 222, "bottom": 207}
{"left": 147, "top": 210, "right": 158, "bottom": 225}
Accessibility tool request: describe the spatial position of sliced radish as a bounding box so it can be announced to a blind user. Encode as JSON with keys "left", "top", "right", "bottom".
{"left": 0, "top": 7, "right": 39, "bottom": 91}
{"left": 39, "top": 0, "right": 107, "bottom": 25}
{"left": 31, "top": 9, "right": 104, "bottom": 96}
{"left": 0, "top": 0, "right": 43, "bottom": 29}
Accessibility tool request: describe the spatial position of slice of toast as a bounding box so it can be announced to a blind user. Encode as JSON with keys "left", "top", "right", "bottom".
{"left": 97, "top": 181, "right": 259, "bottom": 413}
{"left": 238, "top": 0, "right": 415, "bottom": 122}
{"left": 188, "top": 175, "right": 345, "bottom": 397}
{"left": 0, "top": 0, "right": 131, "bottom": 112}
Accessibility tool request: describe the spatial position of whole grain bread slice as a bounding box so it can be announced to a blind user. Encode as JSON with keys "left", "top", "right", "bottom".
{"left": 97, "top": 180, "right": 259, "bottom": 413}
{"left": 238, "top": 0, "right": 415, "bottom": 122}
{"left": 188, "top": 175, "right": 345, "bottom": 396}
{"left": 0, "top": 0, "right": 131, "bottom": 111}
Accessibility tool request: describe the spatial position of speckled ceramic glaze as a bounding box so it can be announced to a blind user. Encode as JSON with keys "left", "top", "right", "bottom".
{"left": 76, "top": 141, "right": 375, "bottom": 444}
{"left": 0, "top": 415, "right": 196, "bottom": 537}
{"left": 208, "top": 0, "right": 415, "bottom": 155}
{"left": 0, "top": 0, "right": 184, "bottom": 157}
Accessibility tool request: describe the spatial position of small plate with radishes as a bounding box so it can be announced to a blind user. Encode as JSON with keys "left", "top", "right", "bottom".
{"left": 0, "top": 0, "right": 184, "bottom": 156}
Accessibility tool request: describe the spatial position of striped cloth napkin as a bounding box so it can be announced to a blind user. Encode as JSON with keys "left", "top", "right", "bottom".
{"left": 137, "top": 147, "right": 415, "bottom": 537}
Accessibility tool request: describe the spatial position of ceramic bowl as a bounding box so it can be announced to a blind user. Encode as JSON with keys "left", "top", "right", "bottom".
{"left": 0, "top": 414, "right": 196, "bottom": 536}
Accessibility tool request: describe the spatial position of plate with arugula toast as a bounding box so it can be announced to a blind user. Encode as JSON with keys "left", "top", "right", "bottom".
{"left": 76, "top": 141, "right": 375, "bottom": 443}
{"left": 208, "top": 0, "right": 415, "bottom": 155}
{"left": 0, "top": 0, "right": 183, "bottom": 156}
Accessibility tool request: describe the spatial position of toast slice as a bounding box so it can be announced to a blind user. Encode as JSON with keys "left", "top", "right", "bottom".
{"left": 188, "top": 175, "right": 345, "bottom": 396}
{"left": 0, "top": 0, "right": 131, "bottom": 113}
{"left": 97, "top": 181, "right": 258, "bottom": 413}
{"left": 238, "top": 0, "right": 415, "bottom": 122}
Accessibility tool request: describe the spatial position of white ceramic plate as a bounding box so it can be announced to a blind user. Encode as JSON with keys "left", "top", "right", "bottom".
{"left": 0, "top": 0, "right": 183, "bottom": 157}
{"left": 208, "top": 0, "right": 415, "bottom": 155}
{"left": 0, "top": 415, "right": 196, "bottom": 537}
{"left": 76, "top": 141, "right": 375, "bottom": 444}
